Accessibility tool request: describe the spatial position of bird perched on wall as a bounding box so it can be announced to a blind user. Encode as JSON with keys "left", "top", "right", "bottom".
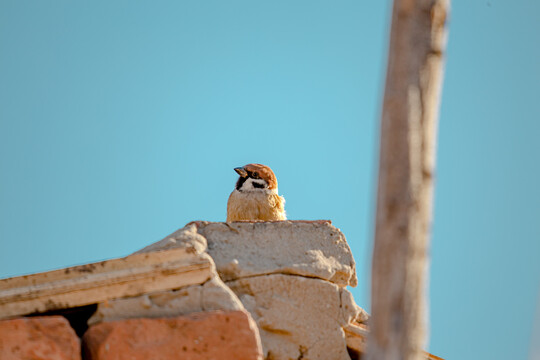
{"left": 227, "top": 163, "right": 286, "bottom": 222}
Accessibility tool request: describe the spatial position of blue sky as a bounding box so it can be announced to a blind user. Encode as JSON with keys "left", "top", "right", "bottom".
{"left": 1, "top": 1, "right": 539, "bottom": 359}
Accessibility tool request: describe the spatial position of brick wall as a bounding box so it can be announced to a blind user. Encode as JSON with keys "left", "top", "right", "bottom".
{"left": 0, "top": 311, "right": 262, "bottom": 360}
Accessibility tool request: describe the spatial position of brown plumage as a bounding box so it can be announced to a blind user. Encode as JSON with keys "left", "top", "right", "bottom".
{"left": 226, "top": 163, "right": 286, "bottom": 222}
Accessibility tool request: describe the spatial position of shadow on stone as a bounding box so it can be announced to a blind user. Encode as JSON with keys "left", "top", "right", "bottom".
{"left": 27, "top": 303, "right": 97, "bottom": 337}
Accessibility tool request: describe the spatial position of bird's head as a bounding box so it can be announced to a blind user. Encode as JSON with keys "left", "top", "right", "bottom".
{"left": 233, "top": 163, "right": 278, "bottom": 193}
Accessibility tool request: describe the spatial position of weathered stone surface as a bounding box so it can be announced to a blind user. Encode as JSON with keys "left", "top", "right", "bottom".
{"left": 341, "top": 290, "right": 369, "bottom": 324}
{"left": 134, "top": 223, "right": 207, "bottom": 255}
{"left": 0, "top": 316, "right": 80, "bottom": 360}
{"left": 132, "top": 220, "right": 367, "bottom": 359}
{"left": 227, "top": 274, "right": 365, "bottom": 360}
{"left": 0, "top": 247, "right": 213, "bottom": 320}
{"left": 83, "top": 310, "right": 263, "bottom": 360}
{"left": 89, "top": 228, "right": 246, "bottom": 325}
{"left": 140, "top": 221, "right": 357, "bottom": 287}
{"left": 200, "top": 221, "right": 357, "bottom": 287}
{"left": 344, "top": 322, "right": 369, "bottom": 358}
{"left": 88, "top": 276, "right": 244, "bottom": 325}
{"left": 133, "top": 221, "right": 367, "bottom": 360}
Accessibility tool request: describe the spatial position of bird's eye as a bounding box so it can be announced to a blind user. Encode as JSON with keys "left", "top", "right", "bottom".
{"left": 252, "top": 172, "right": 259, "bottom": 179}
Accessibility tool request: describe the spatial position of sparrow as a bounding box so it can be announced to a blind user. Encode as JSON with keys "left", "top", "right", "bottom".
{"left": 226, "top": 163, "right": 286, "bottom": 222}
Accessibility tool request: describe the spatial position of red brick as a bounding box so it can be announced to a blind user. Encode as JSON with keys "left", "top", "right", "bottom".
{"left": 83, "top": 310, "right": 262, "bottom": 360}
{"left": 0, "top": 316, "right": 81, "bottom": 360}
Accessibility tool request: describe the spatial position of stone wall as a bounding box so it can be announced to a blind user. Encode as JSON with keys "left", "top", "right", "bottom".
{"left": 0, "top": 221, "right": 440, "bottom": 360}
{"left": 0, "top": 311, "right": 262, "bottom": 360}
{"left": 134, "top": 221, "right": 368, "bottom": 360}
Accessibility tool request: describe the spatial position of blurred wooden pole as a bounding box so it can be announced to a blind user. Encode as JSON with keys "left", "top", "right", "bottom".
{"left": 366, "top": 1, "right": 449, "bottom": 360}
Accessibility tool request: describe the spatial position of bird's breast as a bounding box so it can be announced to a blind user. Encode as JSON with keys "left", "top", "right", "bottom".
{"left": 226, "top": 190, "right": 286, "bottom": 222}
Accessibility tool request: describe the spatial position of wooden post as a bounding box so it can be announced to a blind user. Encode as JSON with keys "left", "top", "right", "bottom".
{"left": 367, "top": 1, "right": 449, "bottom": 360}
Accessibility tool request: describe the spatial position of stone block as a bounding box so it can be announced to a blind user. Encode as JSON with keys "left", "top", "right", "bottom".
{"left": 83, "top": 310, "right": 263, "bottom": 360}
{"left": 227, "top": 274, "right": 366, "bottom": 360}
{"left": 139, "top": 221, "right": 358, "bottom": 287}
{"left": 0, "top": 246, "right": 213, "bottom": 320}
{"left": 88, "top": 276, "right": 243, "bottom": 325}
{"left": 0, "top": 316, "right": 80, "bottom": 360}
{"left": 198, "top": 221, "right": 357, "bottom": 287}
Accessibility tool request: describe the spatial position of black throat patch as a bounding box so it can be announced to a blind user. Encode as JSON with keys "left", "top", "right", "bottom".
{"left": 235, "top": 176, "right": 266, "bottom": 191}
{"left": 235, "top": 176, "right": 248, "bottom": 191}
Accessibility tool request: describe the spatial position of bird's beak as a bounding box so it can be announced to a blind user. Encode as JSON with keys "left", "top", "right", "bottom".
{"left": 234, "top": 167, "right": 248, "bottom": 178}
